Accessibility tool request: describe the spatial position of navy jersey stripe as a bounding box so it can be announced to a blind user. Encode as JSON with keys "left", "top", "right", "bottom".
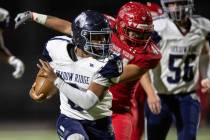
{"left": 42, "top": 46, "right": 52, "bottom": 62}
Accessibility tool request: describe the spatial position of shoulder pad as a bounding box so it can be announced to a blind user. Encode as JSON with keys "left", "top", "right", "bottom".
{"left": 42, "top": 36, "right": 74, "bottom": 62}
{"left": 153, "top": 16, "right": 168, "bottom": 32}
{"left": 153, "top": 14, "right": 168, "bottom": 21}
{"left": 191, "top": 15, "right": 210, "bottom": 33}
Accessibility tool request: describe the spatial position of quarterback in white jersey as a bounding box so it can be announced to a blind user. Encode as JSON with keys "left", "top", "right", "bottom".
{"left": 144, "top": 0, "right": 210, "bottom": 140}
{"left": 43, "top": 36, "right": 113, "bottom": 120}
{"left": 29, "top": 11, "right": 123, "bottom": 140}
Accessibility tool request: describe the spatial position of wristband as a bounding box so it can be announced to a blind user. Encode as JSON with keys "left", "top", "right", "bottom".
{"left": 32, "top": 12, "right": 47, "bottom": 25}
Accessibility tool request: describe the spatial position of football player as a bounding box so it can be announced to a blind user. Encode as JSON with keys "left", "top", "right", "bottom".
{"left": 15, "top": 2, "right": 162, "bottom": 140}
{"left": 0, "top": 7, "right": 24, "bottom": 79}
{"left": 30, "top": 10, "right": 122, "bottom": 140}
{"left": 142, "top": 0, "right": 210, "bottom": 140}
{"left": 131, "top": 3, "right": 164, "bottom": 140}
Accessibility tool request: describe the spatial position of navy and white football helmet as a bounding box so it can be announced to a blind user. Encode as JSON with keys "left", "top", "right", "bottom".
{"left": 72, "top": 10, "right": 112, "bottom": 59}
{"left": 161, "top": 0, "right": 194, "bottom": 21}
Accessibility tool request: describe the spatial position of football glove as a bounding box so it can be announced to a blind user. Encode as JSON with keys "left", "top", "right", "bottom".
{"left": 92, "top": 53, "right": 123, "bottom": 87}
{"left": 99, "top": 52, "right": 123, "bottom": 79}
{"left": 14, "top": 11, "right": 33, "bottom": 29}
{"left": 8, "top": 56, "right": 25, "bottom": 79}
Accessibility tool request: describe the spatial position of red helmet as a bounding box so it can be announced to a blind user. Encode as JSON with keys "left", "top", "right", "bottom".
{"left": 146, "top": 2, "right": 163, "bottom": 18}
{"left": 116, "top": 2, "right": 154, "bottom": 47}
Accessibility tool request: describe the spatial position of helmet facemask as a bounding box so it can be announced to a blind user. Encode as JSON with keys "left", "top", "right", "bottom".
{"left": 72, "top": 10, "right": 113, "bottom": 60}
{"left": 81, "top": 30, "right": 113, "bottom": 59}
{"left": 117, "top": 19, "right": 154, "bottom": 47}
{"left": 116, "top": 2, "right": 154, "bottom": 47}
{"left": 161, "top": 0, "right": 194, "bottom": 21}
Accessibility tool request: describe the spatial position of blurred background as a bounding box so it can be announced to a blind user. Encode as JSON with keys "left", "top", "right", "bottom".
{"left": 0, "top": 0, "right": 210, "bottom": 139}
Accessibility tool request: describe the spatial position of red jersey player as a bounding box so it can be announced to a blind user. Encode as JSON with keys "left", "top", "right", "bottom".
{"left": 105, "top": 2, "right": 161, "bottom": 140}
{"left": 14, "top": 2, "right": 162, "bottom": 139}
{"left": 130, "top": 3, "right": 164, "bottom": 140}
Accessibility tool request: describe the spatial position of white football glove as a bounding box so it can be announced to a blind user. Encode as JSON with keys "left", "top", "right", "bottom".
{"left": 14, "top": 11, "right": 33, "bottom": 29}
{"left": 8, "top": 56, "right": 25, "bottom": 79}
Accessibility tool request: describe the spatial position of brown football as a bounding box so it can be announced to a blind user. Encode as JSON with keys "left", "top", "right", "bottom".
{"left": 34, "top": 69, "right": 57, "bottom": 101}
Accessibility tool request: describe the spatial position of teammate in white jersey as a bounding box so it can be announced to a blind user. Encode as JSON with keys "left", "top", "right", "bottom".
{"left": 143, "top": 0, "right": 210, "bottom": 140}
{"left": 0, "top": 7, "right": 24, "bottom": 79}
{"left": 29, "top": 10, "right": 123, "bottom": 140}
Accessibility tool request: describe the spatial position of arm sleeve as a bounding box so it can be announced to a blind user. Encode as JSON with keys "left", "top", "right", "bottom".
{"left": 54, "top": 77, "right": 99, "bottom": 110}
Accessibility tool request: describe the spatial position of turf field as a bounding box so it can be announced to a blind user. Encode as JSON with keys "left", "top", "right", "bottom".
{"left": 166, "top": 127, "right": 209, "bottom": 140}
{"left": 0, "top": 127, "right": 209, "bottom": 140}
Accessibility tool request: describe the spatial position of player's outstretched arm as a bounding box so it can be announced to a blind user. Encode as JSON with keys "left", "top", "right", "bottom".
{"left": 118, "top": 64, "right": 148, "bottom": 82}
{"left": 15, "top": 11, "right": 72, "bottom": 35}
{"left": 0, "top": 30, "right": 24, "bottom": 79}
{"left": 140, "top": 72, "right": 161, "bottom": 114}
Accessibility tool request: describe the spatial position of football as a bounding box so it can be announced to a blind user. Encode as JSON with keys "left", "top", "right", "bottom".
{"left": 34, "top": 69, "right": 57, "bottom": 101}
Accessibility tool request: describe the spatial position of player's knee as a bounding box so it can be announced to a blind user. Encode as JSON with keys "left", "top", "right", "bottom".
{"left": 66, "top": 133, "right": 85, "bottom": 140}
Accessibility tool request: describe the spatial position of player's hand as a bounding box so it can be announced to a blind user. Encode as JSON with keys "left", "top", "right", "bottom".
{"left": 201, "top": 78, "right": 210, "bottom": 93}
{"left": 8, "top": 56, "right": 25, "bottom": 79}
{"left": 147, "top": 93, "right": 161, "bottom": 115}
{"left": 14, "top": 11, "right": 33, "bottom": 29}
{"left": 29, "top": 82, "right": 45, "bottom": 102}
{"left": 37, "top": 59, "right": 57, "bottom": 82}
{"left": 98, "top": 53, "right": 123, "bottom": 83}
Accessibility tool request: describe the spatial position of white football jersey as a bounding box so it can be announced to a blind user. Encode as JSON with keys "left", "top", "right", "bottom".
{"left": 150, "top": 15, "right": 210, "bottom": 95}
{"left": 43, "top": 36, "right": 112, "bottom": 120}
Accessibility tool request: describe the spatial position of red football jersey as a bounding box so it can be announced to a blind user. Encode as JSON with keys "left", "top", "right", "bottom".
{"left": 109, "top": 33, "right": 161, "bottom": 112}
{"left": 105, "top": 15, "right": 161, "bottom": 111}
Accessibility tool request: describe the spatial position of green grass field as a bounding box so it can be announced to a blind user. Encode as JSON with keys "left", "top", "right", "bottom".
{"left": 0, "top": 127, "right": 208, "bottom": 140}
{"left": 0, "top": 130, "right": 58, "bottom": 140}
{"left": 166, "top": 127, "right": 209, "bottom": 140}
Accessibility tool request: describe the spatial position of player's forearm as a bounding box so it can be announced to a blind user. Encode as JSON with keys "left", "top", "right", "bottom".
{"left": 54, "top": 77, "right": 99, "bottom": 110}
{"left": 45, "top": 15, "right": 72, "bottom": 36}
{"left": 15, "top": 11, "right": 72, "bottom": 36}
{"left": 119, "top": 64, "right": 147, "bottom": 82}
{"left": 140, "top": 72, "right": 156, "bottom": 97}
{"left": 32, "top": 12, "right": 72, "bottom": 35}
